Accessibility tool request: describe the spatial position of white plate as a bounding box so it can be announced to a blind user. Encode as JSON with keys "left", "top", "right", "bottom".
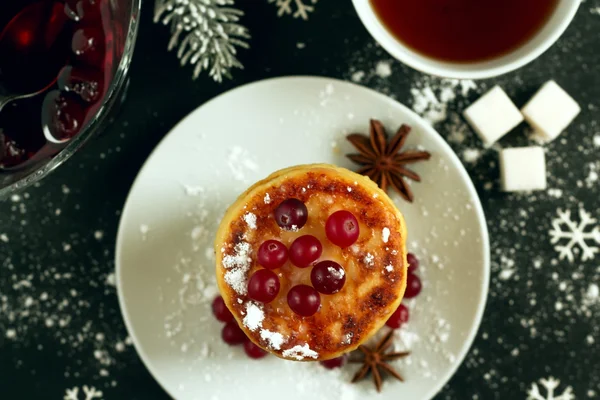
{"left": 116, "top": 76, "right": 490, "bottom": 400}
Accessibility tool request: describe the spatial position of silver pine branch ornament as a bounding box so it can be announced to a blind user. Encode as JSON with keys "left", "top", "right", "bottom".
{"left": 154, "top": 0, "right": 250, "bottom": 82}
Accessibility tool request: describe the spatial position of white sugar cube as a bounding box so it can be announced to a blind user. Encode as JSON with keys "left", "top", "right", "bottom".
{"left": 499, "top": 147, "right": 546, "bottom": 192}
{"left": 463, "top": 86, "right": 524, "bottom": 147}
{"left": 521, "top": 80, "right": 581, "bottom": 142}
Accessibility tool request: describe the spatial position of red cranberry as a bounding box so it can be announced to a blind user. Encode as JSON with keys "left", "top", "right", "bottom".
{"left": 289, "top": 235, "right": 322, "bottom": 268}
{"left": 407, "top": 253, "right": 419, "bottom": 271}
{"left": 71, "top": 27, "right": 104, "bottom": 66}
{"left": 243, "top": 340, "right": 267, "bottom": 359}
{"left": 386, "top": 304, "right": 409, "bottom": 329}
{"left": 287, "top": 285, "right": 321, "bottom": 317}
{"left": 320, "top": 354, "right": 347, "bottom": 369}
{"left": 311, "top": 261, "right": 346, "bottom": 294}
{"left": 404, "top": 273, "right": 422, "bottom": 299}
{"left": 211, "top": 296, "right": 233, "bottom": 323}
{"left": 57, "top": 65, "right": 103, "bottom": 103}
{"left": 247, "top": 269, "right": 280, "bottom": 303}
{"left": 42, "top": 91, "right": 86, "bottom": 141}
{"left": 221, "top": 321, "right": 246, "bottom": 345}
{"left": 325, "top": 210, "right": 359, "bottom": 248}
{"left": 274, "top": 198, "right": 308, "bottom": 230}
{"left": 257, "top": 240, "right": 288, "bottom": 269}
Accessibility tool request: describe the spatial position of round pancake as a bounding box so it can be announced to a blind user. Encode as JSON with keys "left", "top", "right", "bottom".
{"left": 215, "top": 164, "right": 408, "bottom": 361}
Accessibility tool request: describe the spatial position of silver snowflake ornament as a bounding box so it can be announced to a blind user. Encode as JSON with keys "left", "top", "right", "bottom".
{"left": 527, "top": 377, "right": 574, "bottom": 400}
{"left": 269, "top": 0, "right": 318, "bottom": 20}
{"left": 549, "top": 208, "right": 600, "bottom": 263}
{"left": 154, "top": 0, "right": 250, "bottom": 82}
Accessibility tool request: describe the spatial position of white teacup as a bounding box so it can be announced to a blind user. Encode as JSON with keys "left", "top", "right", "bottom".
{"left": 352, "top": 0, "right": 580, "bottom": 79}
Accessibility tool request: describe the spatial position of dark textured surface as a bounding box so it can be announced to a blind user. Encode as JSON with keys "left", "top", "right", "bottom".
{"left": 1, "top": 1, "right": 599, "bottom": 399}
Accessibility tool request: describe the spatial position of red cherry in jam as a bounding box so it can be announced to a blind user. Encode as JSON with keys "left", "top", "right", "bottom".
{"left": 289, "top": 235, "right": 322, "bottom": 268}
{"left": 325, "top": 210, "right": 359, "bottom": 248}
{"left": 320, "top": 354, "right": 347, "bottom": 369}
{"left": 311, "top": 261, "right": 346, "bottom": 294}
{"left": 58, "top": 65, "right": 103, "bottom": 103}
{"left": 211, "top": 296, "right": 234, "bottom": 323}
{"left": 64, "top": 0, "right": 104, "bottom": 22}
{"left": 72, "top": 27, "right": 104, "bottom": 66}
{"left": 0, "top": 133, "right": 27, "bottom": 169}
{"left": 386, "top": 303, "right": 409, "bottom": 329}
{"left": 404, "top": 273, "right": 422, "bottom": 299}
{"left": 257, "top": 240, "right": 288, "bottom": 269}
{"left": 287, "top": 285, "right": 321, "bottom": 317}
{"left": 247, "top": 269, "right": 280, "bottom": 303}
{"left": 42, "top": 91, "right": 86, "bottom": 141}
{"left": 221, "top": 321, "right": 246, "bottom": 345}
{"left": 243, "top": 339, "right": 267, "bottom": 359}
{"left": 407, "top": 253, "right": 419, "bottom": 271}
{"left": 274, "top": 198, "right": 308, "bottom": 230}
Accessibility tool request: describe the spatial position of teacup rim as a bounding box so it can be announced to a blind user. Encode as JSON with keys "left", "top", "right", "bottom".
{"left": 352, "top": 0, "right": 581, "bottom": 80}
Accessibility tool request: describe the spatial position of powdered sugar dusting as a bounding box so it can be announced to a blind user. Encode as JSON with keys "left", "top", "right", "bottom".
{"left": 328, "top": 266, "right": 345, "bottom": 279}
{"left": 410, "top": 77, "right": 477, "bottom": 125}
{"left": 243, "top": 302, "right": 264, "bottom": 332}
{"left": 382, "top": 227, "right": 390, "bottom": 243}
{"left": 364, "top": 253, "right": 375, "bottom": 266}
{"left": 243, "top": 212, "right": 257, "bottom": 230}
{"left": 375, "top": 60, "right": 392, "bottom": 78}
{"left": 263, "top": 193, "right": 271, "bottom": 204}
{"left": 228, "top": 146, "right": 258, "bottom": 182}
{"left": 282, "top": 343, "right": 319, "bottom": 360}
{"left": 260, "top": 329, "right": 285, "bottom": 350}
{"left": 222, "top": 242, "right": 252, "bottom": 295}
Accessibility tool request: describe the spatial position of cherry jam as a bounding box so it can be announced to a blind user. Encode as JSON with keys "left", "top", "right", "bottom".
{"left": 0, "top": 0, "right": 120, "bottom": 170}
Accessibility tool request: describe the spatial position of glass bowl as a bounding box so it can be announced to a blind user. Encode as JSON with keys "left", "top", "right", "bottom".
{"left": 0, "top": 0, "right": 142, "bottom": 197}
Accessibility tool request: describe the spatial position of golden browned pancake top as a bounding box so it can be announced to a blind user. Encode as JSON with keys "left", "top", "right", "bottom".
{"left": 215, "top": 164, "right": 407, "bottom": 361}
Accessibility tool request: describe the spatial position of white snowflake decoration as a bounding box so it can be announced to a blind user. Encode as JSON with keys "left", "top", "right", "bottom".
{"left": 64, "top": 386, "right": 103, "bottom": 400}
{"left": 549, "top": 208, "right": 600, "bottom": 262}
{"left": 527, "top": 377, "right": 574, "bottom": 400}
{"left": 269, "top": 0, "right": 318, "bottom": 20}
{"left": 154, "top": 0, "right": 250, "bottom": 82}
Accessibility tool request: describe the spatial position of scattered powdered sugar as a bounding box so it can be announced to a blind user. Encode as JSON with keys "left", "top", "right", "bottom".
{"left": 243, "top": 302, "right": 264, "bottom": 332}
{"left": 410, "top": 77, "right": 477, "bottom": 125}
{"left": 263, "top": 193, "right": 271, "bottom": 204}
{"left": 382, "top": 227, "right": 390, "bottom": 243}
{"left": 282, "top": 343, "right": 319, "bottom": 360}
{"left": 350, "top": 70, "right": 365, "bottom": 83}
{"left": 260, "top": 329, "right": 285, "bottom": 350}
{"left": 228, "top": 146, "right": 258, "bottom": 182}
{"left": 374, "top": 60, "right": 392, "bottom": 78}
{"left": 243, "top": 212, "right": 257, "bottom": 230}
{"left": 462, "top": 148, "right": 482, "bottom": 163}
{"left": 385, "top": 264, "right": 394, "bottom": 272}
{"left": 182, "top": 185, "right": 204, "bottom": 196}
{"left": 342, "top": 332, "right": 353, "bottom": 345}
{"left": 363, "top": 253, "right": 375, "bottom": 266}
{"left": 222, "top": 242, "right": 252, "bottom": 295}
{"left": 328, "top": 266, "right": 345, "bottom": 279}
{"left": 139, "top": 224, "right": 149, "bottom": 240}
{"left": 499, "top": 268, "right": 516, "bottom": 281}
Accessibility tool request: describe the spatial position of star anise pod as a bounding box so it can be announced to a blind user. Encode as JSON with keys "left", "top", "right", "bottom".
{"left": 350, "top": 329, "right": 410, "bottom": 392}
{"left": 346, "top": 119, "right": 431, "bottom": 202}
